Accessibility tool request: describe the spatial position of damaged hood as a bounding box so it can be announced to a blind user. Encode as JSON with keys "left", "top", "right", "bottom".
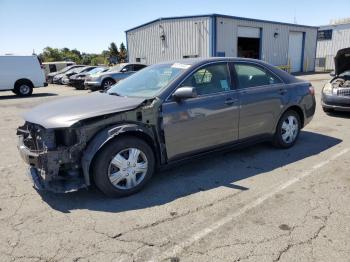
{"left": 23, "top": 92, "right": 145, "bottom": 129}
{"left": 334, "top": 48, "right": 350, "bottom": 76}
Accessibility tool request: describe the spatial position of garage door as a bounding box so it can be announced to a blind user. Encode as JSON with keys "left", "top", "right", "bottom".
{"left": 288, "top": 32, "right": 304, "bottom": 73}
{"left": 238, "top": 26, "right": 260, "bottom": 38}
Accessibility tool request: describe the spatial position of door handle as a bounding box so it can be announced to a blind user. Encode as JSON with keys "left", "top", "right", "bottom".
{"left": 279, "top": 88, "right": 287, "bottom": 95}
{"left": 225, "top": 98, "right": 239, "bottom": 105}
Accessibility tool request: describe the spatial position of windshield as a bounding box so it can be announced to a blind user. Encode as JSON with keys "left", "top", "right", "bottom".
{"left": 107, "top": 63, "right": 187, "bottom": 98}
{"left": 107, "top": 64, "right": 124, "bottom": 72}
{"left": 57, "top": 66, "right": 74, "bottom": 73}
{"left": 88, "top": 67, "right": 107, "bottom": 75}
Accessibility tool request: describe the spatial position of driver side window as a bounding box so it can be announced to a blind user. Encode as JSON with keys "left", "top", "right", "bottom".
{"left": 180, "top": 63, "right": 232, "bottom": 96}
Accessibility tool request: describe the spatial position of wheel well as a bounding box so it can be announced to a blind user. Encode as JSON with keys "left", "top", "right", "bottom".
{"left": 14, "top": 78, "right": 34, "bottom": 89}
{"left": 88, "top": 131, "right": 159, "bottom": 185}
{"left": 102, "top": 77, "right": 115, "bottom": 83}
{"left": 285, "top": 105, "right": 305, "bottom": 128}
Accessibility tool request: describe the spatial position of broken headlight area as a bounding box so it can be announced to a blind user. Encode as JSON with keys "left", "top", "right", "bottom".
{"left": 17, "top": 122, "right": 86, "bottom": 193}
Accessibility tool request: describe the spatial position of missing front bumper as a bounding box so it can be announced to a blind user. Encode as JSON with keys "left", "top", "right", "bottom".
{"left": 26, "top": 166, "right": 87, "bottom": 193}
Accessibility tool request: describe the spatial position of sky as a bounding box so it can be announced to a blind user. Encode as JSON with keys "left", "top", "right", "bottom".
{"left": 0, "top": 0, "right": 350, "bottom": 55}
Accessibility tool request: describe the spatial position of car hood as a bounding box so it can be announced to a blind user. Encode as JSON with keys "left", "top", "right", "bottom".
{"left": 334, "top": 48, "right": 350, "bottom": 75}
{"left": 48, "top": 72, "right": 59, "bottom": 77}
{"left": 23, "top": 92, "right": 145, "bottom": 129}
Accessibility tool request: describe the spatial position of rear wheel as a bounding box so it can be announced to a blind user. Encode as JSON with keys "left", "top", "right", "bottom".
{"left": 92, "top": 136, "right": 155, "bottom": 197}
{"left": 14, "top": 81, "right": 33, "bottom": 97}
{"left": 102, "top": 79, "right": 116, "bottom": 90}
{"left": 273, "top": 110, "right": 301, "bottom": 148}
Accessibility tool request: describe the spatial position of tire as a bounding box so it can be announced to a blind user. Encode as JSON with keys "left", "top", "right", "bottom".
{"left": 14, "top": 81, "right": 33, "bottom": 97}
{"left": 92, "top": 136, "right": 155, "bottom": 197}
{"left": 102, "top": 78, "right": 116, "bottom": 90}
{"left": 322, "top": 107, "right": 334, "bottom": 113}
{"left": 273, "top": 110, "right": 301, "bottom": 149}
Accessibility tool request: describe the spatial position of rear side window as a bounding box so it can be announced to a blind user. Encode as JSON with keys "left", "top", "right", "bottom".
{"left": 181, "top": 63, "right": 232, "bottom": 96}
{"left": 234, "top": 63, "right": 281, "bottom": 88}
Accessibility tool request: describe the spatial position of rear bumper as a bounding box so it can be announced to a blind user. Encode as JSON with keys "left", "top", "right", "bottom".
{"left": 322, "top": 94, "right": 350, "bottom": 111}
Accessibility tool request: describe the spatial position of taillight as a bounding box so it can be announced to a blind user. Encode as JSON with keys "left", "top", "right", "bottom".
{"left": 309, "top": 84, "right": 315, "bottom": 96}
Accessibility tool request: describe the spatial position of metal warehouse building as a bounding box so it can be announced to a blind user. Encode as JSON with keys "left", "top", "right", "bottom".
{"left": 316, "top": 18, "right": 350, "bottom": 71}
{"left": 126, "top": 14, "right": 318, "bottom": 72}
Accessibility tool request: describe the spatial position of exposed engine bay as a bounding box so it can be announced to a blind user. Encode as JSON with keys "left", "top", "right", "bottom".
{"left": 331, "top": 77, "right": 350, "bottom": 89}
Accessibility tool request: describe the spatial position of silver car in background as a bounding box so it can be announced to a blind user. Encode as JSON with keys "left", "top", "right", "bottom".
{"left": 84, "top": 63, "right": 147, "bottom": 91}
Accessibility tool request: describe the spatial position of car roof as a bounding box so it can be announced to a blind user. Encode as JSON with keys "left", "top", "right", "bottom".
{"left": 158, "top": 57, "right": 269, "bottom": 66}
{"left": 156, "top": 57, "right": 303, "bottom": 84}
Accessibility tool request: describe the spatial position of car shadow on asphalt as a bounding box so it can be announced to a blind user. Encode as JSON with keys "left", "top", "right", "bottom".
{"left": 39, "top": 131, "right": 342, "bottom": 213}
{"left": 0, "top": 93, "right": 58, "bottom": 100}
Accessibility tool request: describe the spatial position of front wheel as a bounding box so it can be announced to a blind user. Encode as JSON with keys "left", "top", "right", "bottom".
{"left": 92, "top": 136, "right": 155, "bottom": 197}
{"left": 273, "top": 110, "right": 301, "bottom": 148}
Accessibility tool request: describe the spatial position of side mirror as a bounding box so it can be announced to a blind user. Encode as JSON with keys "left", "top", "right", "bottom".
{"left": 121, "top": 68, "right": 127, "bottom": 73}
{"left": 172, "top": 87, "right": 197, "bottom": 101}
{"left": 330, "top": 71, "right": 336, "bottom": 77}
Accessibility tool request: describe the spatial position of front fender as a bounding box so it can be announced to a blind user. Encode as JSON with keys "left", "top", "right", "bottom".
{"left": 81, "top": 123, "right": 155, "bottom": 186}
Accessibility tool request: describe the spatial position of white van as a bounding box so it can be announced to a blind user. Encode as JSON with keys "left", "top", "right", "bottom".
{"left": 42, "top": 61, "right": 76, "bottom": 76}
{"left": 0, "top": 55, "right": 47, "bottom": 96}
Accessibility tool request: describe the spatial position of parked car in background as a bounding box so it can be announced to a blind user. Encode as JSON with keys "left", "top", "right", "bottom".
{"left": 69, "top": 67, "right": 108, "bottom": 90}
{"left": 42, "top": 61, "right": 75, "bottom": 77}
{"left": 322, "top": 48, "right": 350, "bottom": 113}
{"left": 0, "top": 55, "right": 47, "bottom": 97}
{"left": 52, "top": 65, "right": 88, "bottom": 84}
{"left": 60, "top": 66, "right": 98, "bottom": 85}
{"left": 84, "top": 63, "right": 147, "bottom": 91}
{"left": 17, "top": 58, "right": 315, "bottom": 197}
{"left": 47, "top": 65, "right": 84, "bottom": 84}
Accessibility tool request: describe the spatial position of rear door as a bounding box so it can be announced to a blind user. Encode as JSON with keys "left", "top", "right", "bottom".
{"left": 162, "top": 62, "right": 240, "bottom": 160}
{"left": 233, "top": 62, "right": 288, "bottom": 139}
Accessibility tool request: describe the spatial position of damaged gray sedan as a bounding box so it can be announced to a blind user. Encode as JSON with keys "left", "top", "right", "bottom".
{"left": 17, "top": 58, "right": 316, "bottom": 197}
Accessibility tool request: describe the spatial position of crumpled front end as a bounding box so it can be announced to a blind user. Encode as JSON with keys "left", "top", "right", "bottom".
{"left": 17, "top": 122, "right": 86, "bottom": 193}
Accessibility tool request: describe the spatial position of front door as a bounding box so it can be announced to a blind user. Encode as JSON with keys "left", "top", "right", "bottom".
{"left": 162, "top": 62, "right": 239, "bottom": 161}
{"left": 233, "top": 62, "right": 288, "bottom": 139}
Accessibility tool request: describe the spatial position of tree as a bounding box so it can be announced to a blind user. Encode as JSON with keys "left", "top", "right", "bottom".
{"left": 41, "top": 47, "right": 63, "bottom": 62}
{"left": 38, "top": 43, "right": 125, "bottom": 65}
{"left": 108, "top": 42, "right": 119, "bottom": 64}
{"left": 118, "top": 42, "right": 127, "bottom": 63}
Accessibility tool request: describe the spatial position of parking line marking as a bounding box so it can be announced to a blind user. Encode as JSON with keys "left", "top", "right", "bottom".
{"left": 154, "top": 148, "right": 350, "bottom": 261}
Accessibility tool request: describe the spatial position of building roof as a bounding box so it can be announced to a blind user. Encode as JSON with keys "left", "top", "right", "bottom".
{"left": 125, "top": 13, "right": 318, "bottom": 33}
